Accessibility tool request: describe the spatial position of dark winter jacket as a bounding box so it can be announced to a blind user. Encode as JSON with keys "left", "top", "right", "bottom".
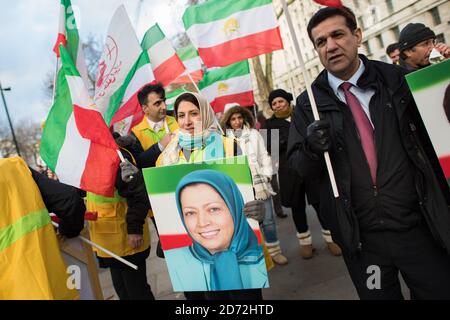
{"left": 287, "top": 55, "right": 450, "bottom": 254}
{"left": 30, "top": 168, "right": 85, "bottom": 238}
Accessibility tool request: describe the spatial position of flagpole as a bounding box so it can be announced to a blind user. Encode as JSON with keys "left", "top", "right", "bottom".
{"left": 52, "top": 57, "right": 59, "bottom": 105}
{"left": 187, "top": 72, "right": 200, "bottom": 93}
{"left": 280, "top": 0, "right": 339, "bottom": 198}
{"left": 52, "top": 221, "right": 138, "bottom": 270}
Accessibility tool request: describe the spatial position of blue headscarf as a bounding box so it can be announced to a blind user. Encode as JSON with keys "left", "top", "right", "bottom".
{"left": 175, "top": 169, "right": 263, "bottom": 291}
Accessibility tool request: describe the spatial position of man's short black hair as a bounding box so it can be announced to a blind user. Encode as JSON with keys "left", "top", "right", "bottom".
{"left": 307, "top": 6, "right": 357, "bottom": 44}
{"left": 386, "top": 43, "right": 399, "bottom": 56}
{"left": 137, "top": 83, "right": 165, "bottom": 106}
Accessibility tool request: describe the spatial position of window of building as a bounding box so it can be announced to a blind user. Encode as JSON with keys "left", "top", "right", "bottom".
{"left": 430, "top": 7, "right": 441, "bottom": 26}
{"left": 376, "top": 34, "right": 384, "bottom": 49}
{"left": 391, "top": 26, "right": 400, "bottom": 40}
{"left": 358, "top": 16, "right": 365, "bottom": 30}
{"left": 386, "top": 0, "right": 394, "bottom": 14}
{"left": 353, "top": 0, "right": 359, "bottom": 9}
{"left": 436, "top": 33, "right": 445, "bottom": 44}
{"left": 363, "top": 41, "right": 372, "bottom": 55}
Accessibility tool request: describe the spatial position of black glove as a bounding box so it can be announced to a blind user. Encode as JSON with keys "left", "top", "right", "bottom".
{"left": 120, "top": 159, "right": 139, "bottom": 183}
{"left": 243, "top": 200, "right": 265, "bottom": 223}
{"left": 306, "top": 120, "right": 331, "bottom": 154}
{"left": 115, "top": 134, "right": 137, "bottom": 148}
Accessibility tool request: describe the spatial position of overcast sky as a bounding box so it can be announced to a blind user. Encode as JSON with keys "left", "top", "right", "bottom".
{"left": 0, "top": 0, "right": 187, "bottom": 127}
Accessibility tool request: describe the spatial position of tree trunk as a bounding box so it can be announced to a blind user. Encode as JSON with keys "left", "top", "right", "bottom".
{"left": 265, "top": 53, "right": 273, "bottom": 92}
{"left": 251, "top": 56, "right": 271, "bottom": 104}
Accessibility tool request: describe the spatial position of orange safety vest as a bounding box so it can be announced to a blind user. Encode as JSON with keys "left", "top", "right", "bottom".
{"left": 87, "top": 150, "right": 150, "bottom": 258}
{"left": 0, "top": 157, "right": 78, "bottom": 299}
{"left": 132, "top": 115, "right": 178, "bottom": 151}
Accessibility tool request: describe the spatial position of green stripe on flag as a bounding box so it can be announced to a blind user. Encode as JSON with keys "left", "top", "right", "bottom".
{"left": 176, "top": 44, "right": 198, "bottom": 61}
{"left": 40, "top": 45, "right": 79, "bottom": 171}
{"left": 141, "top": 24, "right": 165, "bottom": 50}
{"left": 198, "top": 60, "right": 250, "bottom": 90}
{"left": 166, "top": 87, "right": 188, "bottom": 111}
{"left": 62, "top": 0, "right": 81, "bottom": 65}
{"left": 143, "top": 156, "right": 251, "bottom": 194}
{"left": 183, "top": 0, "right": 272, "bottom": 30}
{"left": 0, "top": 209, "right": 50, "bottom": 251}
{"left": 104, "top": 51, "right": 151, "bottom": 125}
{"left": 406, "top": 59, "right": 450, "bottom": 92}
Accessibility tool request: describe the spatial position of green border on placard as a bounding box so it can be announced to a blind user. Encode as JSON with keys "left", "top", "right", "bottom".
{"left": 406, "top": 59, "right": 450, "bottom": 92}
{"left": 143, "top": 156, "right": 252, "bottom": 194}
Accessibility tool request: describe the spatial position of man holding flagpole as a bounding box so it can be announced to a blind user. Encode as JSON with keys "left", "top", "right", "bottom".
{"left": 287, "top": 6, "right": 450, "bottom": 299}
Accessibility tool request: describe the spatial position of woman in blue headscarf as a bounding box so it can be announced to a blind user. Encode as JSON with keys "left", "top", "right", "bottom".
{"left": 164, "top": 169, "right": 269, "bottom": 293}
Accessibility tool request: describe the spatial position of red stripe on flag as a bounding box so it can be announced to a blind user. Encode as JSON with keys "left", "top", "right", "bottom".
{"left": 53, "top": 33, "right": 67, "bottom": 57}
{"left": 313, "top": 0, "right": 343, "bottom": 7}
{"left": 160, "top": 228, "right": 262, "bottom": 251}
{"left": 173, "top": 70, "right": 204, "bottom": 84}
{"left": 110, "top": 91, "right": 147, "bottom": 132}
{"left": 439, "top": 154, "right": 450, "bottom": 179}
{"left": 80, "top": 143, "right": 119, "bottom": 197}
{"left": 153, "top": 54, "right": 186, "bottom": 86}
{"left": 210, "top": 91, "right": 255, "bottom": 113}
{"left": 73, "top": 105, "right": 118, "bottom": 149}
{"left": 198, "top": 27, "right": 283, "bottom": 68}
{"left": 160, "top": 234, "right": 193, "bottom": 250}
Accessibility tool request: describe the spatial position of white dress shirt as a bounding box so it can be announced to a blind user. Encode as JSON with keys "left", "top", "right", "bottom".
{"left": 146, "top": 118, "right": 165, "bottom": 132}
{"left": 327, "top": 59, "right": 376, "bottom": 128}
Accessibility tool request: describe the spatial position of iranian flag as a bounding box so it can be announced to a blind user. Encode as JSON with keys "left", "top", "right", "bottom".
{"left": 173, "top": 44, "right": 204, "bottom": 84}
{"left": 199, "top": 60, "right": 254, "bottom": 113}
{"left": 109, "top": 51, "right": 156, "bottom": 136}
{"left": 94, "top": 5, "right": 143, "bottom": 118}
{"left": 142, "top": 24, "right": 186, "bottom": 86}
{"left": 165, "top": 87, "right": 188, "bottom": 111}
{"left": 183, "top": 0, "right": 283, "bottom": 68}
{"left": 53, "top": 0, "right": 90, "bottom": 88}
{"left": 40, "top": 45, "right": 120, "bottom": 197}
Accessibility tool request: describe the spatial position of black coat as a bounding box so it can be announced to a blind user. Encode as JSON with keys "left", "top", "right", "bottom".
{"left": 30, "top": 168, "right": 85, "bottom": 238}
{"left": 287, "top": 55, "right": 450, "bottom": 254}
{"left": 98, "top": 148, "right": 152, "bottom": 268}
{"left": 263, "top": 116, "right": 304, "bottom": 208}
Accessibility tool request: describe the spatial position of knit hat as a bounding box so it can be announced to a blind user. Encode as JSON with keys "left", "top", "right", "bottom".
{"left": 268, "top": 89, "right": 293, "bottom": 109}
{"left": 398, "top": 23, "right": 435, "bottom": 52}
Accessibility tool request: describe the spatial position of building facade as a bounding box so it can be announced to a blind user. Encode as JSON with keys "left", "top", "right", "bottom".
{"left": 252, "top": 0, "right": 450, "bottom": 113}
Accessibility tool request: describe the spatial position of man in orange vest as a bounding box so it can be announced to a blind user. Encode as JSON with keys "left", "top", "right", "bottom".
{"left": 115, "top": 83, "right": 177, "bottom": 167}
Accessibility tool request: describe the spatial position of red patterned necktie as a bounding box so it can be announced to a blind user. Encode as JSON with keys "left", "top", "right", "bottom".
{"left": 340, "top": 82, "right": 377, "bottom": 184}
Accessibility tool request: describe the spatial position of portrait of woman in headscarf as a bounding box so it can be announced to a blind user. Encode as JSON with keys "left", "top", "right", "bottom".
{"left": 163, "top": 169, "right": 269, "bottom": 292}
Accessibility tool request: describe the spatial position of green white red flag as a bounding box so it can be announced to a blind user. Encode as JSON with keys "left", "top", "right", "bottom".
{"left": 165, "top": 87, "right": 188, "bottom": 111}
{"left": 173, "top": 44, "right": 204, "bottom": 84}
{"left": 109, "top": 51, "right": 156, "bottom": 136}
{"left": 198, "top": 60, "right": 254, "bottom": 112}
{"left": 141, "top": 24, "right": 186, "bottom": 86}
{"left": 40, "top": 45, "right": 120, "bottom": 197}
{"left": 183, "top": 0, "right": 283, "bottom": 68}
{"left": 94, "top": 5, "right": 142, "bottom": 120}
{"left": 53, "top": 0, "right": 90, "bottom": 87}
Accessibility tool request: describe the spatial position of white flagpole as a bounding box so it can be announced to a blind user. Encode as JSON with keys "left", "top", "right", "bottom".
{"left": 187, "top": 72, "right": 201, "bottom": 93}
{"left": 52, "top": 221, "right": 138, "bottom": 270}
{"left": 52, "top": 57, "right": 59, "bottom": 105}
{"left": 280, "top": 0, "right": 339, "bottom": 198}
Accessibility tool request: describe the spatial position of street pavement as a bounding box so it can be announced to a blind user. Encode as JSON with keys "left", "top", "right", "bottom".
{"left": 98, "top": 204, "right": 409, "bottom": 300}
